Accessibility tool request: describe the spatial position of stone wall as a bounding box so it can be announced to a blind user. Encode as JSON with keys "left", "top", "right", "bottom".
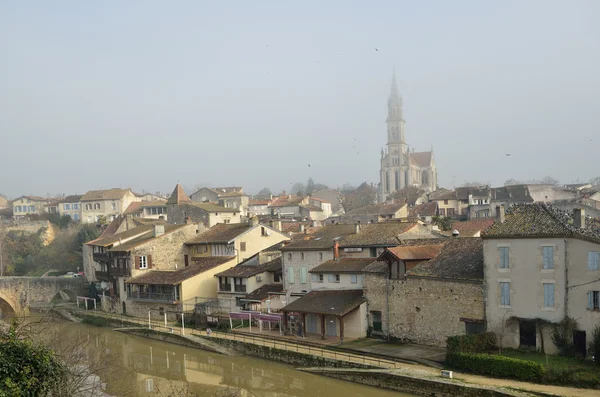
{"left": 305, "top": 369, "right": 532, "bottom": 397}
{"left": 124, "top": 300, "right": 183, "bottom": 322}
{"left": 0, "top": 277, "right": 85, "bottom": 315}
{"left": 364, "top": 274, "right": 484, "bottom": 346}
{"left": 168, "top": 204, "right": 210, "bottom": 226}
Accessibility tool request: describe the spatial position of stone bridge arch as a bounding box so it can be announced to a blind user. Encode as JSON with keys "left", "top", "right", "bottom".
{"left": 0, "top": 277, "right": 87, "bottom": 315}
{"left": 0, "top": 291, "right": 16, "bottom": 318}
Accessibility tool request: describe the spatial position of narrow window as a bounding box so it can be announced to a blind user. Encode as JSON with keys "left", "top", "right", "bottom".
{"left": 139, "top": 256, "right": 148, "bottom": 270}
{"left": 288, "top": 253, "right": 292, "bottom": 261}
{"left": 543, "top": 283, "right": 555, "bottom": 308}
{"left": 288, "top": 267, "right": 294, "bottom": 283}
{"left": 240, "top": 242, "right": 246, "bottom": 252}
{"left": 542, "top": 246, "right": 554, "bottom": 269}
{"left": 500, "top": 282, "right": 510, "bottom": 306}
{"left": 319, "top": 252, "right": 323, "bottom": 261}
{"left": 301, "top": 253, "right": 305, "bottom": 260}
{"left": 499, "top": 247, "right": 509, "bottom": 269}
{"left": 588, "top": 252, "right": 600, "bottom": 271}
{"left": 588, "top": 291, "right": 600, "bottom": 311}
{"left": 351, "top": 274, "right": 358, "bottom": 284}
{"left": 300, "top": 267, "right": 307, "bottom": 284}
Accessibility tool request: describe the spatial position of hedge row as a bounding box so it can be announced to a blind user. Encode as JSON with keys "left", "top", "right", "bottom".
{"left": 446, "top": 332, "right": 497, "bottom": 354}
{"left": 446, "top": 352, "right": 544, "bottom": 382}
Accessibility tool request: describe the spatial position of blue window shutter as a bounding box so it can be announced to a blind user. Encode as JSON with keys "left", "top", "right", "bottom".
{"left": 544, "top": 284, "right": 554, "bottom": 307}
{"left": 288, "top": 267, "right": 294, "bottom": 283}
{"left": 543, "top": 247, "right": 554, "bottom": 269}
{"left": 300, "top": 267, "right": 307, "bottom": 284}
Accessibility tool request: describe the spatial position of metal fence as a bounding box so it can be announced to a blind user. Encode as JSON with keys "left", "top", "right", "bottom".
{"left": 70, "top": 309, "right": 400, "bottom": 369}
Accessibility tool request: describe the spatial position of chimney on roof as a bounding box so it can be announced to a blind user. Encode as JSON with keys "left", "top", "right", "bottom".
{"left": 288, "top": 194, "right": 292, "bottom": 199}
{"left": 574, "top": 208, "right": 585, "bottom": 229}
{"left": 185, "top": 216, "right": 192, "bottom": 225}
{"left": 153, "top": 224, "right": 165, "bottom": 238}
{"left": 496, "top": 205, "right": 505, "bottom": 224}
{"left": 355, "top": 223, "right": 361, "bottom": 234}
{"left": 299, "top": 224, "right": 305, "bottom": 234}
{"left": 312, "top": 220, "right": 320, "bottom": 228}
{"left": 269, "top": 193, "right": 273, "bottom": 200}
{"left": 250, "top": 216, "right": 259, "bottom": 227}
{"left": 333, "top": 240, "right": 339, "bottom": 260}
{"left": 272, "top": 219, "right": 282, "bottom": 232}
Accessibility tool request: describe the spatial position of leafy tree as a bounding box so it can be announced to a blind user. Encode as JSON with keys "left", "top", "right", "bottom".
{"left": 540, "top": 176, "right": 560, "bottom": 186}
{"left": 290, "top": 182, "right": 305, "bottom": 196}
{"left": 432, "top": 216, "right": 453, "bottom": 231}
{"left": 96, "top": 215, "right": 107, "bottom": 225}
{"left": 504, "top": 179, "right": 522, "bottom": 186}
{"left": 73, "top": 225, "right": 101, "bottom": 251}
{"left": 590, "top": 324, "right": 600, "bottom": 366}
{"left": 341, "top": 182, "right": 376, "bottom": 212}
{"left": 305, "top": 177, "right": 328, "bottom": 195}
{"left": 256, "top": 187, "right": 272, "bottom": 198}
{"left": 0, "top": 320, "right": 65, "bottom": 396}
{"left": 461, "top": 181, "right": 486, "bottom": 187}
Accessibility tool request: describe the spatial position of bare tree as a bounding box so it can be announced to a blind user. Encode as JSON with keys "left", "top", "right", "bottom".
{"left": 504, "top": 178, "right": 522, "bottom": 186}
{"left": 590, "top": 176, "right": 600, "bottom": 186}
{"left": 540, "top": 176, "right": 560, "bottom": 186}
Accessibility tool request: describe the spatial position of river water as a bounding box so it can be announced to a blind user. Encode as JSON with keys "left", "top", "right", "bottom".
{"left": 58, "top": 322, "right": 416, "bottom": 397}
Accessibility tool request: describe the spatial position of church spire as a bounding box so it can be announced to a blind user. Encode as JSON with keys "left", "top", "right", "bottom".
{"left": 387, "top": 70, "right": 403, "bottom": 123}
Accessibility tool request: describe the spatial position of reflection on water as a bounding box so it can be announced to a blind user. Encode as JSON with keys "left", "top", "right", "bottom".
{"left": 62, "top": 323, "right": 414, "bottom": 397}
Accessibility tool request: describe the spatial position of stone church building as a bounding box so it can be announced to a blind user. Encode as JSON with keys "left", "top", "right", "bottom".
{"left": 379, "top": 74, "right": 437, "bottom": 203}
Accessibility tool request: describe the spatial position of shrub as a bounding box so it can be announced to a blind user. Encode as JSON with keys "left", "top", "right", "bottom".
{"left": 544, "top": 367, "right": 600, "bottom": 389}
{"left": 590, "top": 324, "right": 600, "bottom": 366}
{"left": 446, "top": 352, "right": 545, "bottom": 382}
{"left": 447, "top": 332, "right": 497, "bottom": 354}
{"left": 81, "top": 316, "right": 109, "bottom": 327}
{"left": 551, "top": 316, "right": 578, "bottom": 357}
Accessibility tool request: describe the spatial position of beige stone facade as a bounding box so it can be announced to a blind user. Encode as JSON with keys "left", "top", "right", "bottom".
{"left": 81, "top": 188, "right": 139, "bottom": 224}
{"left": 364, "top": 275, "right": 484, "bottom": 346}
{"left": 12, "top": 196, "right": 50, "bottom": 218}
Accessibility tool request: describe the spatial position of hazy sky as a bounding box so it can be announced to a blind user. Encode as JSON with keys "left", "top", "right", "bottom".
{"left": 1, "top": 1, "right": 599, "bottom": 198}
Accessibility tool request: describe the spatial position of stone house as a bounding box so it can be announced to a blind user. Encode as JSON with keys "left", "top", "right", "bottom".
{"left": 80, "top": 188, "right": 139, "bottom": 224}
{"left": 308, "top": 197, "right": 332, "bottom": 219}
{"left": 409, "top": 201, "right": 438, "bottom": 223}
{"left": 12, "top": 196, "right": 51, "bottom": 218}
{"left": 430, "top": 188, "right": 470, "bottom": 219}
{"left": 166, "top": 184, "right": 242, "bottom": 226}
{"left": 184, "top": 219, "right": 289, "bottom": 265}
{"left": 483, "top": 204, "right": 600, "bottom": 356}
{"left": 248, "top": 199, "right": 272, "bottom": 216}
{"left": 268, "top": 195, "right": 309, "bottom": 218}
{"left": 299, "top": 204, "right": 325, "bottom": 221}
{"left": 124, "top": 200, "right": 168, "bottom": 220}
{"left": 467, "top": 187, "right": 492, "bottom": 219}
{"left": 84, "top": 222, "right": 199, "bottom": 316}
{"left": 310, "top": 189, "right": 344, "bottom": 216}
{"left": 190, "top": 187, "right": 249, "bottom": 217}
{"left": 58, "top": 194, "right": 82, "bottom": 221}
{"left": 280, "top": 258, "right": 375, "bottom": 340}
{"left": 214, "top": 254, "right": 283, "bottom": 313}
{"left": 280, "top": 224, "right": 356, "bottom": 296}
{"left": 0, "top": 195, "right": 8, "bottom": 208}
{"left": 337, "top": 221, "right": 434, "bottom": 259}
{"left": 364, "top": 238, "right": 485, "bottom": 346}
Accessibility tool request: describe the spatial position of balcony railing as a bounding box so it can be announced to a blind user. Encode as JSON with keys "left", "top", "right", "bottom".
{"left": 93, "top": 253, "right": 110, "bottom": 262}
{"left": 127, "top": 291, "right": 177, "bottom": 303}
{"left": 110, "top": 267, "right": 131, "bottom": 277}
{"left": 219, "top": 284, "right": 232, "bottom": 292}
{"left": 234, "top": 285, "right": 247, "bottom": 293}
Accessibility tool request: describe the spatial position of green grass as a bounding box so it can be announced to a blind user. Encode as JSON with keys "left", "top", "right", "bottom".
{"left": 500, "top": 349, "right": 595, "bottom": 371}
{"left": 27, "top": 268, "right": 48, "bottom": 277}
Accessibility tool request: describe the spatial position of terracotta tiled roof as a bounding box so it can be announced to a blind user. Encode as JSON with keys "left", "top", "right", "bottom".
{"left": 58, "top": 195, "right": 82, "bottom": 204}
{"left": 166, "top": 184, "right": 191, "bottom": 205}
{"left": 345, "top": 202, "right": 406, "bottom": 216}
{"left": 281, "top": 224, "right": 356, "bottom": 251}
{"left": 185, "top": 223, "right": 251, "bottom": 245}
{"left": 407, "top": 238, "right": 483, "bottom": 281}
{"left": 81, "top": 189, "right": 132, "bottom": 201}
{"left": 215, "top": 257, "right": 281, "bottom": 278}
{"left": 428, "top": 188, "right": 452, "bottom": 200}
{"left": 126, "top": 256, "right": 235, "bottom": 285}
{"left": 218, "top": 191, "right": 245, "bottom": 198}
{"left": 309, "top": 258, "right": 376, "bottom": 274}
{"left": 387, "top": 186, "right": 426, "bottom": 206}
{"left": 449, "top": 219, "right": 495, "bottom": 237}
{"left": 338, "top": 222, "right": 417, "bottom": 247}
{"left": 107, "top": 225, "right": 188, "bottom": 252}
{"left": 282, "top": 289, "right": 365, "bottom": 316}
{"left": 245, "top": 283, "right": 284, "bottom": 301}
{"left": 482, "top": 203, "right": 600, "bottom": 243}
{"left": 270, "top": 195, "right": 306, "bottom": 207}
{"left": 14, "top": 195, "right": 49, "bottom": 202}
{"left": 409, "top": 151, "right": 432, "bottom": 167}
{"left": 409, "top": 202, "right": 438, "bottom": 217}
{"left": 249, "top": 200, "right": 271, "bottom": 206}
{"left": 123, "top": 202, "right": 143, "bottom": 215}
{"left": 383, "top": 244, "right": 445, "bottom": 261}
